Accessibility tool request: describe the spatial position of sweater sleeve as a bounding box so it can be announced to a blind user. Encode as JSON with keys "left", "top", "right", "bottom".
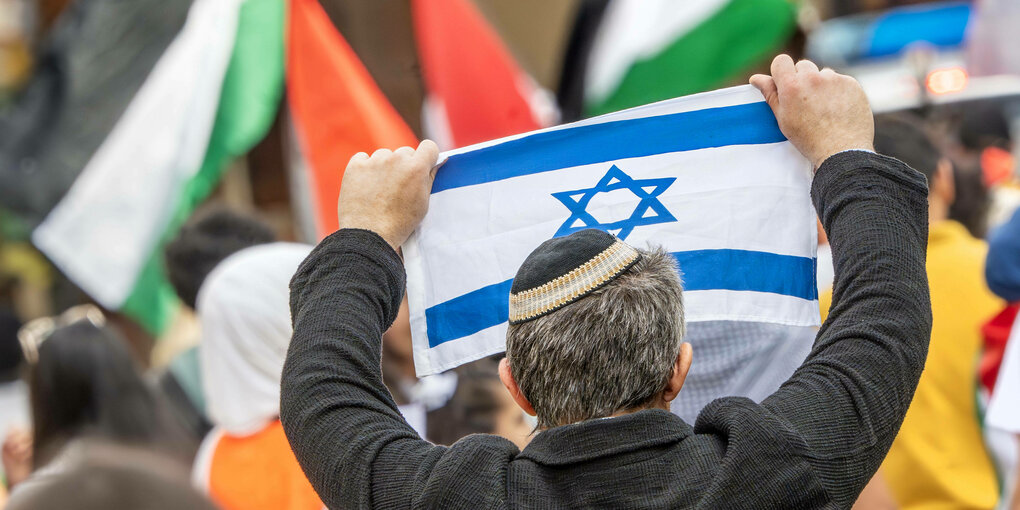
{"left": 280, "top": 229, "right": 446, "bottom": 509}
{"left": 760, "top": 151, "right": 932, "bottom": 507}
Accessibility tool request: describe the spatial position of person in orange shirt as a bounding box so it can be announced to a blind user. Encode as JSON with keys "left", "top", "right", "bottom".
{"left": 823, "top": 115, "right": 1004, "bottom": 510}
{"left": 191, "top": 242, "right": 323, "bottom": 510}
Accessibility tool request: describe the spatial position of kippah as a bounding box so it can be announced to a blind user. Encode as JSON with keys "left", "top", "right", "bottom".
{"left": 509, "top": 229, "right": 641, "bottom": 324}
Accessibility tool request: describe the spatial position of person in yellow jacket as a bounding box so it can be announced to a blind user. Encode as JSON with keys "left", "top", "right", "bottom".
{"left": 822, "top": 116, "right": 1003, "bottom": 510}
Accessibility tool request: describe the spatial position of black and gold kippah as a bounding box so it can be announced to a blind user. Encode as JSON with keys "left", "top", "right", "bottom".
{"left": 508, "top": 229, "right": 641, "bottom": 324}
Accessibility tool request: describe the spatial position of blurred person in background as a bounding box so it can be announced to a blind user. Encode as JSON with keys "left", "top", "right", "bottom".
{"left": 191, "top": 242, "right": 322, "bottom": 510}
{"left": 823, "top": 115, "right": 1003, "bottom": 510}
{"left": 951, "top": 103, "right": 1012, "bottom": 237}
{"left": 3, "top": 306, "right": 187, "bottom": 497}
{"left": 165, "top": 208, "right": 279, "bottom": 313}
{"left": 426, "top": 356, "right": 532, "bottom": 449}
{"left": 987, "top": 208, "right": 1020, "bottom": 304}
{"left": 0, "top": 306, "right": 27, "bottom": 442}
{"left": 0, "top": 306, "right": 26, "bottom": 497}
{"left": 6, "top": 441, "right": 219, "bottom": 510}
{"left": 159, "top": 208, "right": 277, "bottom": 443}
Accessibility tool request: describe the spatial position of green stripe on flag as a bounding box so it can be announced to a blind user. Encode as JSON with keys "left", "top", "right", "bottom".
{"left": 586, "top": 0, "right": 796, "bottom": 117}
{"left": 121, "top": 0, "right": 285, "bottom": 334}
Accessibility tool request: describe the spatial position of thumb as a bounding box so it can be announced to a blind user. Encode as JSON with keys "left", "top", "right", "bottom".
{"left": 749, "top": 74, "right": 779, "bottom": 112}
{"left": 415, "top": 139, "right": 443, "bottom": 185}
{"left": 414, "top": 139, "right": 440, "bottom": 170}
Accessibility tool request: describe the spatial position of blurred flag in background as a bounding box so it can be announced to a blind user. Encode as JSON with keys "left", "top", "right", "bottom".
{"left": 17, "top": 0, "right": 414, "bottom": 333}
{"left": 287, "top": 0, "right": 417, "bottom": 239}
{"left": 0, "top": 0, "right": 193, "bottom": 232}
{"left": 32, "top": 0, "right": 284, "bottom": 334}
{"left": 413, "top": 0, "right": 556, "bottom": 150}
{"left": 560, "top": 0, "right": 797, "bottom": 118}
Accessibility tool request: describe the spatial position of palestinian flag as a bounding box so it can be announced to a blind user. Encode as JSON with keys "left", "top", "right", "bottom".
{"left": 14, "top": 0, "right": 413, "bottom": 333}
{"left": 562, "top": 0, "right": 797, "bottom": 118}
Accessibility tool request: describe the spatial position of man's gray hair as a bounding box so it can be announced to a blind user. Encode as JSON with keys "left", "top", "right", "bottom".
{"left": 505, "top": 247, "right": 685, "bottom": 429}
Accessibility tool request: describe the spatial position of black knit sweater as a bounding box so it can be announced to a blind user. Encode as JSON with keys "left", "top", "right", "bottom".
{"left": 281, "top": 150, "right": 931, "bottom": 509}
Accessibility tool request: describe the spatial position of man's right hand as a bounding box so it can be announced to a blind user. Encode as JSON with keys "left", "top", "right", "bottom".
{"left": 337, "top": 140, "right": 440, "bottom": 251}
{"left": 750, "top": 54, "right": 874, "bottom": 169}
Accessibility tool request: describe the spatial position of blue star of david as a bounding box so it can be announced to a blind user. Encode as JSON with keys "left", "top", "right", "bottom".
{"left": 552, "top": 165, "right": 677, "bottom": 240}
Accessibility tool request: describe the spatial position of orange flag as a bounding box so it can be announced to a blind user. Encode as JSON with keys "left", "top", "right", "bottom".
{"left": 287, "top": 0, "right": 417, "bottom": 238}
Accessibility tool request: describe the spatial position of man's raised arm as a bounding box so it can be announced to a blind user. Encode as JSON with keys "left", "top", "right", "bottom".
{"left": 280, "top": 142, "right": 451, "bottom": 509}
{"left": 750, "top": 56, "right": 932, "bottom": 506}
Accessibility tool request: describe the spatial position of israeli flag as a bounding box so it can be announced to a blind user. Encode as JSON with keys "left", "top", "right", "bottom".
{"left": 403, "top": 85, "right": 818, "bottom": 376}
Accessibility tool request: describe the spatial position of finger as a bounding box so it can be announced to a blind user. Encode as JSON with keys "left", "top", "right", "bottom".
{"left": 371, "top": 148, "right": 392, "bottom": 159}
{"left": 770, "top": 54, "right": 796, "bottom": 88}
{"left": 414, "top": 139, "right": 440, "bottom": 167}
{"left": 349, "top": 151, "right": 369, "bottom": 165}
{"left": 749, "top": 74, "right": 779, "bottom": 111}
{"left": 795, "top": 59, "right": 820, "bottom": 74}
{"left": 394, "top": 146, "right": 416, "bottom": 158}
{"left": 820, "top": 67, "right": 837, "bottom": 76}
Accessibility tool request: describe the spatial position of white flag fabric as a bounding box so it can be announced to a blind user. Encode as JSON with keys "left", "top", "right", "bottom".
{"left": 404, "top": 85, "right": 817, "bottom": 376}
{"left": 987, "top": 323, "right": 1020, "bottom": 434}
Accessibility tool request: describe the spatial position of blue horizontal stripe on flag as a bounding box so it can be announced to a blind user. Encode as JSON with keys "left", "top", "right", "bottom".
{"left": 431, "top": 101, "right": 785, "bottom": 194}
{"left": 425, "top": 249, "right": 816, "bottom": 348}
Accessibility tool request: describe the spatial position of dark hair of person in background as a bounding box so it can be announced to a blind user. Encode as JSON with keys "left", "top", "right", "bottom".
{"left": 950, "top": 100, "right": 1015, "bottom": 239}
{"left": 6, "top": 442, "right": 219, "bottom": 510}
{"left": 874, "top": 114, "right": 941, "bottom": 183}
{"left": 28, "top": 322, "right": 186, "bottom": 466}
{"left": 874, "top": 113, "right": 990, "bottom": 237}
{"left": 949, "top": 164, "right": 991, "bottom": 239}
{"left": 959, "top": 101, "right": 1012, "bottom": 152}
{"left": 0, "top": 308, "right": 23, "bottom": 382}
{"left": 163, "top": 208, "right": 276, "bottom": 309}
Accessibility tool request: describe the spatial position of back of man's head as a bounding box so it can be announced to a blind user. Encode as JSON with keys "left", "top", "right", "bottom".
{"left": 505, "top": 230, "right": 685, "bottom": 429}
{"left": 164, "top": 209, "right": 275, "bottom": 309}
{"left": 874, "top": 114, "right": 941, "bottom": 184}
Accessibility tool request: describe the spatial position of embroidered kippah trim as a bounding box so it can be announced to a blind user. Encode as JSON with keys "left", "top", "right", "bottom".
{"left": 508, "top": 240, "right": 640, "bottom": 324}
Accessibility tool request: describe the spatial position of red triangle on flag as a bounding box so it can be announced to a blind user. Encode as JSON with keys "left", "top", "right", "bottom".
{"left": 412, "top": 0, "right": 554, "bottom": 150}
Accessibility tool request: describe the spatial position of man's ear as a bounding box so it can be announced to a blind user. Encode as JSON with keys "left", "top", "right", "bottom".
{"left": 663, "top": 342, "right": 693, "bottom": 403}
{"left": 499, "top": 358, "right": 536, "bottom": 416}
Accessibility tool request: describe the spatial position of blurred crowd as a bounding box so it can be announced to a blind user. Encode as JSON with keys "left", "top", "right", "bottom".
{"left": 1, "top": 0, "right": 1020, "bottom": 508}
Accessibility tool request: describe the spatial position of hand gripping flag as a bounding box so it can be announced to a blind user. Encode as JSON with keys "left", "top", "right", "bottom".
{"left": 403, "top": 85, "right": 818, "bottom": 376}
